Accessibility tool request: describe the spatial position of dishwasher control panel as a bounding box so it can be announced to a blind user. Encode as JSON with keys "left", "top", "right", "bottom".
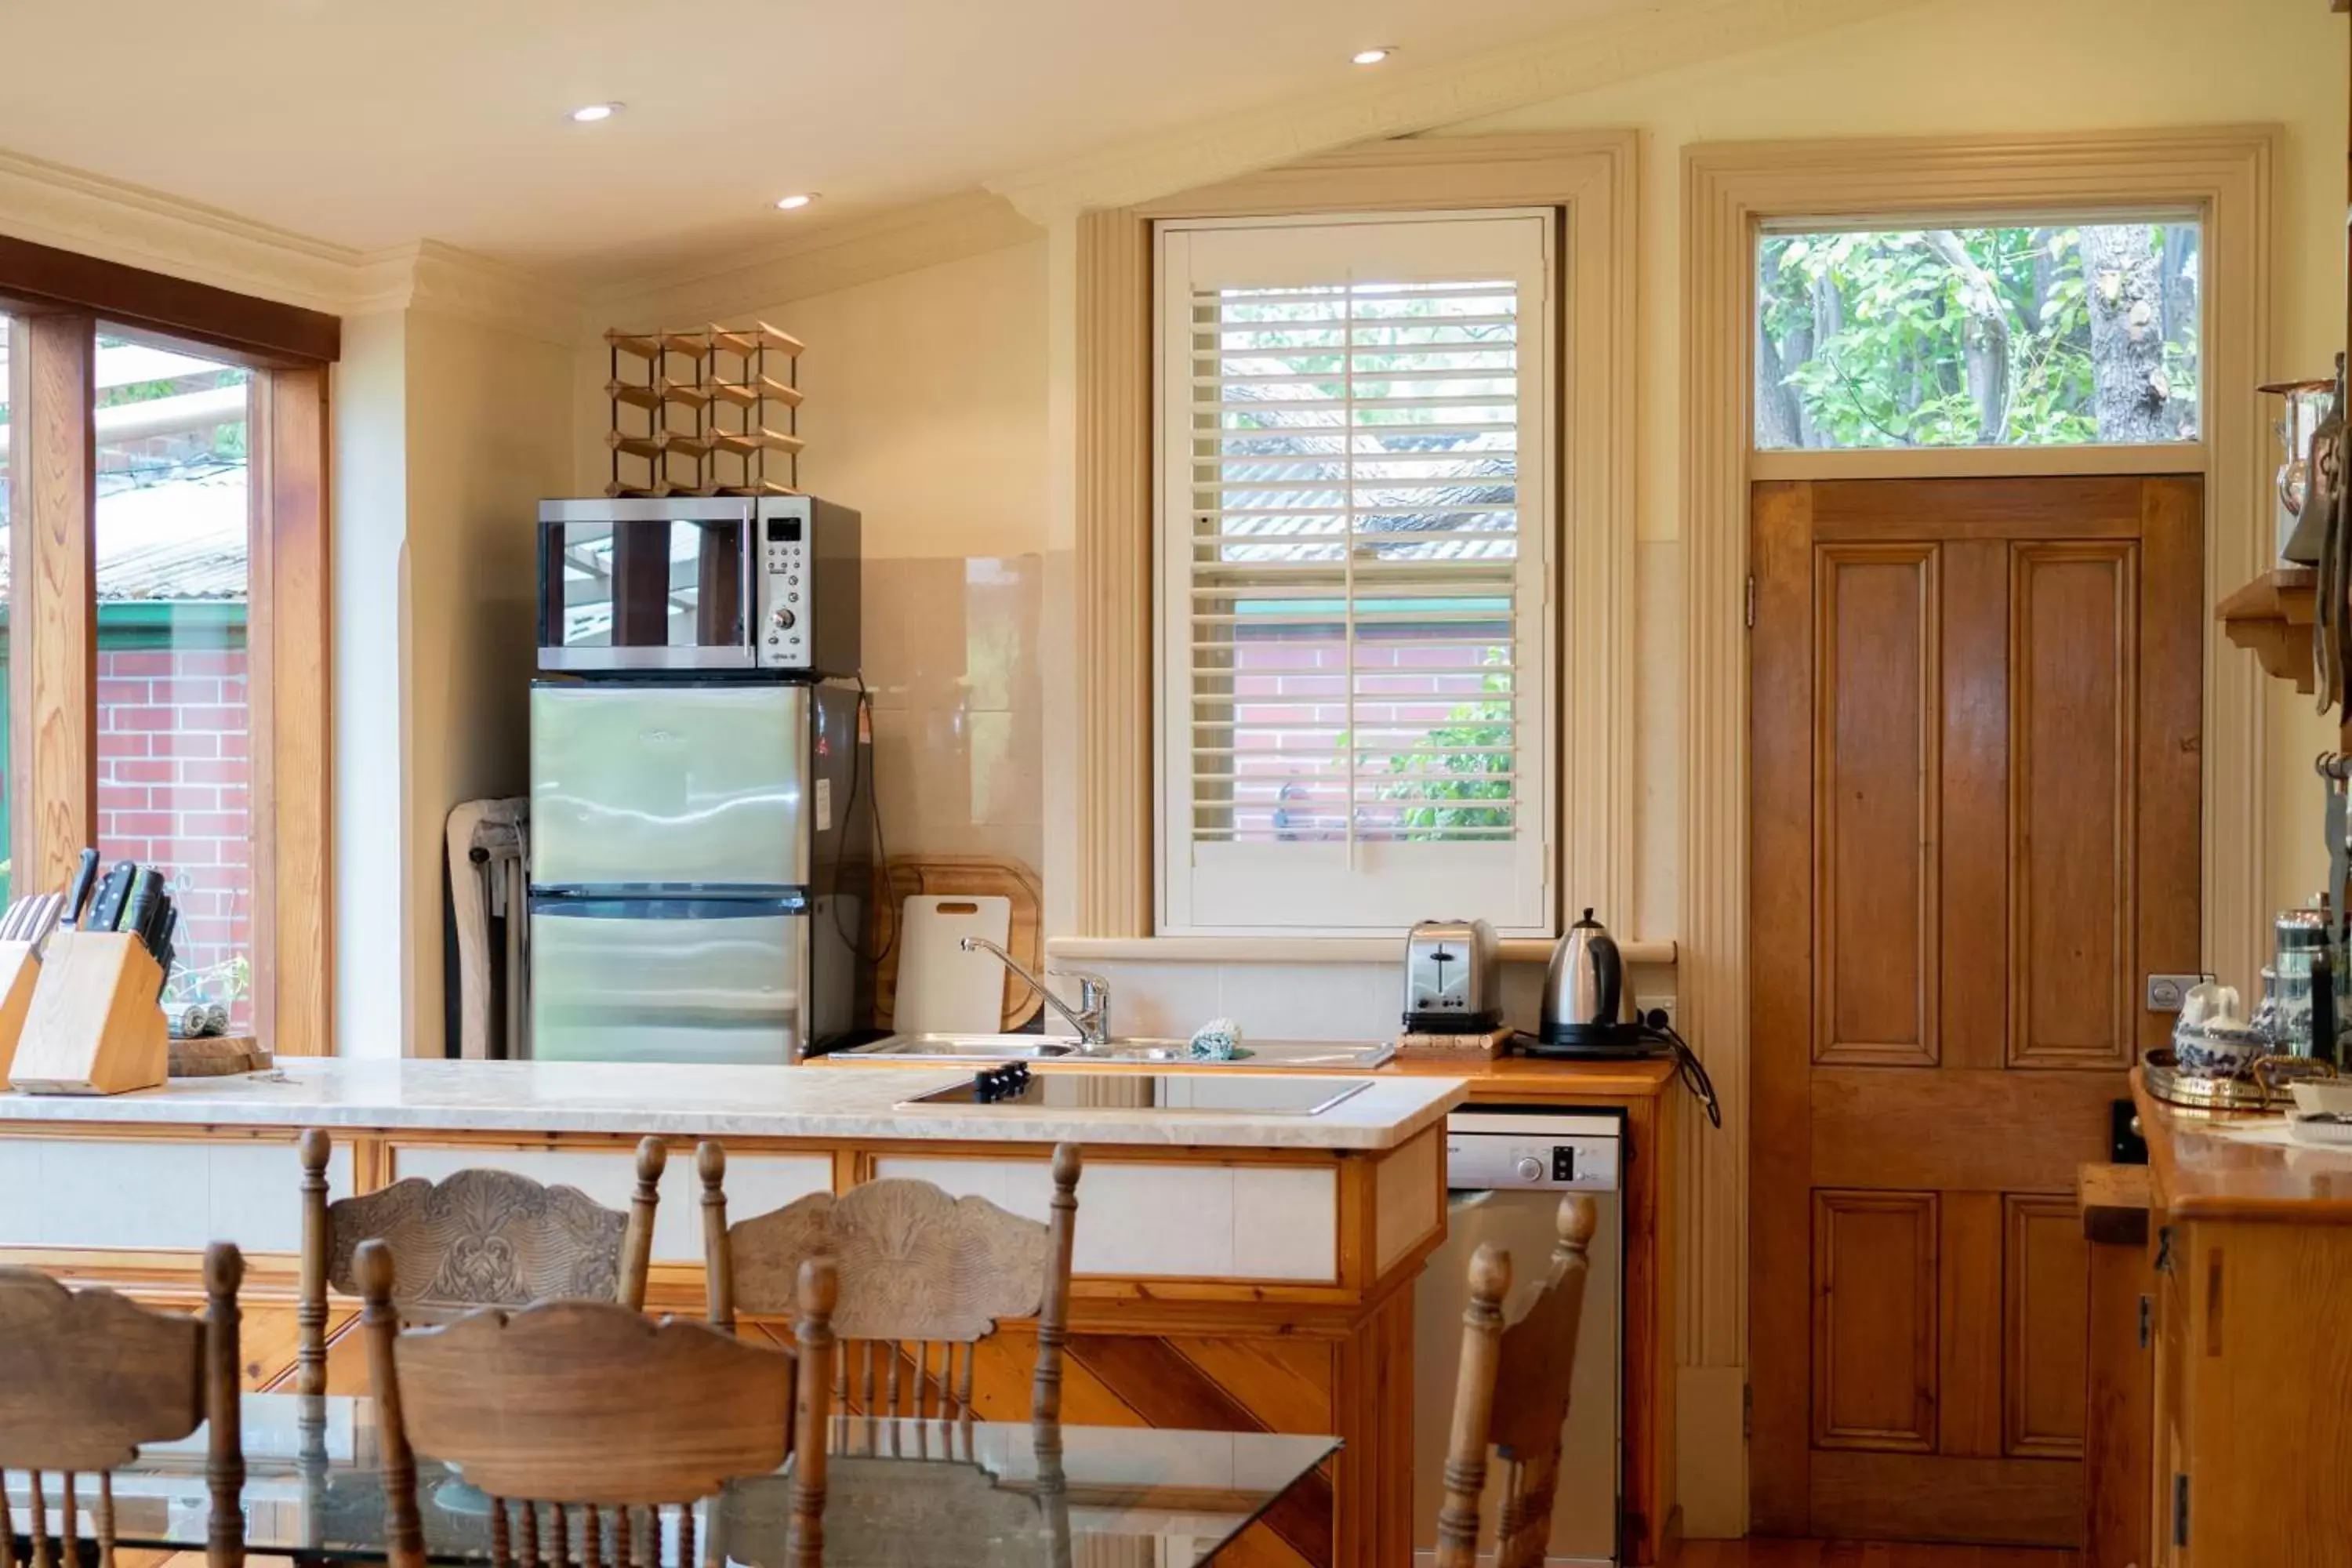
{"left": 1443, "top": 1110, "right": 1621, "bottom": 1192}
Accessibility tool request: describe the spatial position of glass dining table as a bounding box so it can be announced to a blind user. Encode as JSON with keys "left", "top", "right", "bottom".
{"left": 3, "top": 1394, "right": 1338, "bottom": 1568}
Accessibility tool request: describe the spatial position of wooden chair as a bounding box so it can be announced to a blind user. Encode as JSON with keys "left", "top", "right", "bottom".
{"left": 1434, "top": 1192, "right": 1599, "bottom": 1568}
{"left": 358, "top": 1238, "right": 793, "bottom": 1568}
{"left": 695, "top": 1142, "right": 1082, "bottom": 1427}
{"left": 298, "top": 1129, "right": 666, "bottom": 1395}
{"left": 0, "top": 1243, "right": 246, "bottom": 1568}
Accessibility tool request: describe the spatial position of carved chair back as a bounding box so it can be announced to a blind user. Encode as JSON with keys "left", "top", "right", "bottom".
{"left": 0, "top": 1243, "right": 246, "bottom": 1568}
{"left": 697, "top": 1142, "right": 1082, "bottom": 1427}
{"left": 1433, "top": 1193, "right": 1599, "bottom": 1568}
{"left": 358, "top": 1239, "right": 793, "bottom": 1568}
{"left": 298, "top": 1130, "right": 666, "bottom": 1395}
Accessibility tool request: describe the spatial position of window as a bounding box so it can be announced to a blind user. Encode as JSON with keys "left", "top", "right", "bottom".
{"left": 0, "top": 241, "right": 334, "bottom": 1055}
{"left": 1755, "top": 220, "right": 2202, "bottom": 449}
{"left": 93, "top": 336, "right": 254, "bottom": 1025}
{"left": 1155, "top": 212, "right": 1555, "bottom": 935}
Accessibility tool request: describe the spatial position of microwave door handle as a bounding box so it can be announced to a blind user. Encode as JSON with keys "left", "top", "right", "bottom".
{"left": 741, "top": 521, "right": 757, "bottom": 652}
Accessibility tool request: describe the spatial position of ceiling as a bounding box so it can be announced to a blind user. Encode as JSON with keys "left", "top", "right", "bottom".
{"left": 0, "top": 0, "right": 1630, "bottom": 286}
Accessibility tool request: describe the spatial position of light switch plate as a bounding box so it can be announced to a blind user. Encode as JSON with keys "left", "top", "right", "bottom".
{"left": 2144, "top": 973, "right": 2211, "bottom": 1013}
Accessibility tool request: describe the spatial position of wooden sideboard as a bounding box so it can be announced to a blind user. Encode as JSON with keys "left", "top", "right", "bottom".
{"left": 2096, "top": 1073, "right": 2352, "bottom": 1563}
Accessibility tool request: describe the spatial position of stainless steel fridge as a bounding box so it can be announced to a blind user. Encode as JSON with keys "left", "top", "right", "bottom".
{"left": 527, "top": 678, "right": 874, "bottom": 1064}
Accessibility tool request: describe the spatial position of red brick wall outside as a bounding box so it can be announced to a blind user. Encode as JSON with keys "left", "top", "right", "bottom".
{"left": 95, "top": 645, "right": 252, "bottom": 1025}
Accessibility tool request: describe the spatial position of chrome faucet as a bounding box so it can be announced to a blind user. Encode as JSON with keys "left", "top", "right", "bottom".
{"left": 960, "top": 936, "right": 1112, "bottom": 1048}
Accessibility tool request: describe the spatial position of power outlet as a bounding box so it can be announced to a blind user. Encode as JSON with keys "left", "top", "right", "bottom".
{"left": 1635, "top": 994, "right": 1675, "bottom": 1029}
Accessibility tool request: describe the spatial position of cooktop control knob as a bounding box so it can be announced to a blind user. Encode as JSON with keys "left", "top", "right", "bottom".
{"left": 1515, "top": 1155, "right": 1544, "bottom": 1182}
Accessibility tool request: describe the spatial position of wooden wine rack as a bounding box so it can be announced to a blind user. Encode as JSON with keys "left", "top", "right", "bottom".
{"left": 604, "top": 323, "right": 805, "bottom": 499}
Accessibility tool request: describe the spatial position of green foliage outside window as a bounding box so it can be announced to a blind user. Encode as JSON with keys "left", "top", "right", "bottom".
{"left": 1757, "top": 223, "right": 2201, "bottom": 449}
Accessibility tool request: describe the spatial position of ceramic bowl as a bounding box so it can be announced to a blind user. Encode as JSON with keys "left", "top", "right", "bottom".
{"left": 2289, "top": 1079, "right": 2352, "bottom": 1117}
{"left": 2172, "top": 1023, "right": 2270, "bottom": 1079}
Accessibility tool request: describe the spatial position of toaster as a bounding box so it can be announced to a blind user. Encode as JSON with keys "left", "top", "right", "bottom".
{"left": 1403, "top": 919, "right": 1503, "bottom": 1035}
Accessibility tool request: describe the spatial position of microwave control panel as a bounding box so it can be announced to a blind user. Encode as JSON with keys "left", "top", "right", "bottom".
{"left": 758, "top": 514, "right": 811, "bottom": 669}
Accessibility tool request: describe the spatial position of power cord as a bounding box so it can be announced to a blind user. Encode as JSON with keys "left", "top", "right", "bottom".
{"left": 827, "top": 675, "right": 896, "bottom": 966}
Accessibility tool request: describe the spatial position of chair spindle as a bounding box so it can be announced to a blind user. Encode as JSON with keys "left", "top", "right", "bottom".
{"left": 858, "top": 1341, "right": 875, "bottom": 1414}
{"left": 1, "top": 1468, "right": 16, "bottom": 1568}
{"left": 696, "top": 1143, "right": 734, "bottom": 1334}
{"left": 357, "top": 1241, "right": 426, "bottom": 1568}
{"left": 676, "top": 1501, "right": 698, "bottom": 1568}
{"left": 1435, "top": 1243, "right": 1509, "bottom": 1568}
{"left": 786, "top": 1258, "right": 837, "bottom": 1568}
{"left": 518, "top": 1498, "right": 539, "bottom": 1568}
{"left": 956, "top": 1339, "right": 975, "bottom": 1418}
{"left": 613, "top": 1504, "right": 633, "bottom": 1568}
{"left": 56, "top": 1475, "right": 73, "bottom": 1567}
{"left": 296, "top": 1130, "right": 332, "bottom": 1396}
{"left": 490, "top": 1495, "right": 511, "bottom": 1568}
{"left": 27, "top": 1469, "right": 49, "bottom": 1568}
{"left": 96, "top": 1474, "right": 114, "bottom": 1568}
{"left": 584, "top": 1503, "right": 604, "bottom": 1568}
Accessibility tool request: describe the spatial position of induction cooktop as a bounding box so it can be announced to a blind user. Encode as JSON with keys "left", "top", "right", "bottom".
{"left": 898, "top": 1069, "right": 1373, "bottom": 1117}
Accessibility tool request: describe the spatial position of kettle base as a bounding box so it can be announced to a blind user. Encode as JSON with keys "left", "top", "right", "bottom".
{"left": 1523, "top": 1021, "right": 1663, "bottom": 1058}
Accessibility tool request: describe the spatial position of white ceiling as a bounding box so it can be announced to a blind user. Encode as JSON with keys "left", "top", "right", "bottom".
{"left": 0, "top": 0, "right": 1627, "bottom": 285}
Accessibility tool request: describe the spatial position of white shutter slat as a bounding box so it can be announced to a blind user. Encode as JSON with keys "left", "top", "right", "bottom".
{"left": 1183, "top": 269, "right": 1526, "bottom": 855}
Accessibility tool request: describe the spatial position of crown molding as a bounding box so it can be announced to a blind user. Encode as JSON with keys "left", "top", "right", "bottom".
{"left": 0, "top": 145, "right": 365, "bottom": 315}
{"left": 0, "top": 146, "right": 586, "bottom": 345}
{"left": 586, "top": 189, "right": 1042, "bottom": 329}
{"left": 354, "top": 241, "right": 586, "bottom": 347}
{"left": 988, "top": 0, "right": 1929, "bottom": 220}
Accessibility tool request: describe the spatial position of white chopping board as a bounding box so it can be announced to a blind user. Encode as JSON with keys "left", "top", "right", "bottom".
{"left": 893, "top": 895, "right": 1014, "bottom": 1035}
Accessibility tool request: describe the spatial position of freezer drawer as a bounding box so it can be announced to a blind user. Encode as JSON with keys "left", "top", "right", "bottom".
{"left": 528, "top": 898, "right": 808, "bottom": 1065}
{"left": 532, "top": 682, "right": 812, "bottom": 890}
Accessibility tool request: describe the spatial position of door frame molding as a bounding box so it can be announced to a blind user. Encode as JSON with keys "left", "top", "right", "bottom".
{"left": 1677, "top": 127, "right": 2274, "bottom": 1527}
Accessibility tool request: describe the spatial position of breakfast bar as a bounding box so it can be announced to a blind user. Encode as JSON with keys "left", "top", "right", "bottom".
{"left": 0, "top": 1058, "right": 1465, "bottom": 1568}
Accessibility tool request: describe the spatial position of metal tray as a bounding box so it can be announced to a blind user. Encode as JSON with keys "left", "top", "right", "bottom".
{"left": 2142, "top": 1048, "right": 2336, "bottom": 1111}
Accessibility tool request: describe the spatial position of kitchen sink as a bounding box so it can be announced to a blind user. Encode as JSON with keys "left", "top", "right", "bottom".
{"left": 834, "top": 1034, "right": 1396, "bottom": 1069}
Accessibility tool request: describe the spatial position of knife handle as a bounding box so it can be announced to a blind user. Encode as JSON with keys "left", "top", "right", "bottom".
{"left": 88, "top": 861, "right": 136, "bottom": 933}
{"left": 63, "top": 848, "right": 100, "bottom": 929}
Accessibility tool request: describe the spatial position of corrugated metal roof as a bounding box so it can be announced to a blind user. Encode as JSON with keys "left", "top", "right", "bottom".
{"left": 0, "top": 470, "right": 248, "bottom": 602}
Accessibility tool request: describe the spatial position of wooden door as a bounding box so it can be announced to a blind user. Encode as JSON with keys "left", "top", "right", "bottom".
{"left": 1749, "top": 475, "right": 2201, "bottom": 1544}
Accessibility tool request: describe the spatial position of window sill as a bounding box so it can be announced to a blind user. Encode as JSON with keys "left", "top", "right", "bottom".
{"left": 1044, "top": 935, "right": 1678, "bottom": 967}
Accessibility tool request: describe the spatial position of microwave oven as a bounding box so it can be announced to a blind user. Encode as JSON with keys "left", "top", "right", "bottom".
{"left": 536, "top": 495, "right": 860, "bottom": 677}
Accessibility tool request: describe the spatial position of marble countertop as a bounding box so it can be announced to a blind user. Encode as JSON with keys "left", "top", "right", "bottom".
{"left": 0, "top": 1058, "right": 1467, "bottom": 1151}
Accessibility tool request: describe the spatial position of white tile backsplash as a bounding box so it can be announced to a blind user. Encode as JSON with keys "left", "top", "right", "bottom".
{"left": 872, "top": 1154, "right": 1335, "bottom": 1282}
{"left": 0, "top": 1136, "right": 351, "bottom": 1252}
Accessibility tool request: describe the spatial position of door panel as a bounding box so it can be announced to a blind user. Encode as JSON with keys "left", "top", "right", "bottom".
{"left": 1812, "top": 1189, "right": 1938, "bottom": 1452}
{"left": 2005, "top": 1193, "right": 2092, "bottom": 1459}
{"left": 2012, "top": 542, "right": 2138, "bottom": 1069}
{"left": 1751, "top": 475, "right": 2203, "bottom": 1544}
{"left": 1815, "top": 545, "right": 1940, "bottom": 1067}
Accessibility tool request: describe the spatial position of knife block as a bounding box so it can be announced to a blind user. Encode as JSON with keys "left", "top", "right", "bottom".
{"left": 9, "top": 931, "right": 167, "bottom": 1095}
{"left": 0, "top": 940, "right": 42, "bottom": 1082}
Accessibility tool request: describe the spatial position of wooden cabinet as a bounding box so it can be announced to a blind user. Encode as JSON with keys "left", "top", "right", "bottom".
{"left": 2122, "top": 1076, "right": 2352, "bottom": 1563}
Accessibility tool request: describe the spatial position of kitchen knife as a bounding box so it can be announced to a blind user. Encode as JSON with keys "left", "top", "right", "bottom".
{"left": 120, "top": 869, "right": 166, "bottom": 950}
{"left": 151, "top": 905, "right": 180, "bottom": 999}
{"left": 135, "top": 886, "right": 173, "bottom": 958}
{"left": 88, "top": 860, "right": 137, "bottom": 933}
{"left": 62, "top": 848, "right": 100, "bottom": 929}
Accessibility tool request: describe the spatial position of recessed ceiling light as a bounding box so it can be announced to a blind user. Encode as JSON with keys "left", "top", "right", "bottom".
{"left": 1350, "top": 46, "right": 1395, "bottom": 65}
{"left": 774, "top": 193, "right": 819, "bottom": 211}
{"left": 568, "top": 103, "right": 621, "bottom": 123}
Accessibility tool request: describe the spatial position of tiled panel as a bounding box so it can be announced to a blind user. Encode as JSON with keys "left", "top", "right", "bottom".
{"left": 1230, "top": 1167, "right": 1338, "bottom": 1281}
{"left": 0, "top": 1136, "right": 351, "bottom": 1252}
{"left": 1373, "top": 1130, "right": 1440, "bottom": 1274}
{"left": 1214, "top": 964, "right": 1399, "bottom": 1041}
{"left": 872, "top": 1156, "right": 1335, "bottom": 1283}
{"left": 390, "top": 1144, "right": 831, "bottom": 1263}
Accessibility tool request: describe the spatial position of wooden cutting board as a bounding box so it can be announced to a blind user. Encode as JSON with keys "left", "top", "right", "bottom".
{"left": 891, "top": 895, "right": 1014, "bottom": 1036}
{"left": 873, "top": 856, "right": 1044, "bottom": 1031}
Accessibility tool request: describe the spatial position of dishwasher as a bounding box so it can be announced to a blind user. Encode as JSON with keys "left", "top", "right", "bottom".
{"left": 1412, "top": 1109, "right": 1623, "bottom": 1566}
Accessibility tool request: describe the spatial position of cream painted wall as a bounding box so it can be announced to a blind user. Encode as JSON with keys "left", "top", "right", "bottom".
{"left": 572, "top": 240, "right": 1051, "bottom": 560}
{"left": 1443, "top": 0, "right": 2347, "bottom": 923}
{"left": 403, "top": 310, "right": 575, "bottom": 1055}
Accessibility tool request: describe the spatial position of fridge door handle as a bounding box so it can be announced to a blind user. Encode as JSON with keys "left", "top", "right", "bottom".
{"left": 528, "top": 894, "right": 809, "bottom": 920}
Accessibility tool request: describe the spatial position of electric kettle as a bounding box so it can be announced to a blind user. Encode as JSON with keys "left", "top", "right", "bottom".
{"left": 1537, "top": 907, "right": 1630, "bottom": 1051}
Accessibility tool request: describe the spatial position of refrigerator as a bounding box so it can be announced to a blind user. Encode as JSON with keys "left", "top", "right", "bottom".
{"left": 527, "top": 679, "right": 875, "bottom": 1064}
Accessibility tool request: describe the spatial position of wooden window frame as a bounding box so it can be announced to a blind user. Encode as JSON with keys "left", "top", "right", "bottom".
{"left": 2, "top": 233, "right": 339, "bottom": 1055}
{"left": 1073, "top": 131, "right": 1639, "bottom": 948}
{"left": 1674, "top": 129, "right": 2273, "bottom": 1531}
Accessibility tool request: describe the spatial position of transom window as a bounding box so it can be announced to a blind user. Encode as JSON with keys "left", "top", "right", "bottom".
{"left": 1755, "top": 220, "right": 2203, "bottom": 450}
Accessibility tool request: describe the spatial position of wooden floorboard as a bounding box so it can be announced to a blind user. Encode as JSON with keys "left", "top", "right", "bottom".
{"left": 1671, "top": 1542, "right": 2082, "bottom": 1567}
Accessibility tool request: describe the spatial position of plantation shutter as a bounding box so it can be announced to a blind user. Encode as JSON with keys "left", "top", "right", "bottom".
{"left": 1155, "top": 213, "right": 1555, "bottom": 935}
